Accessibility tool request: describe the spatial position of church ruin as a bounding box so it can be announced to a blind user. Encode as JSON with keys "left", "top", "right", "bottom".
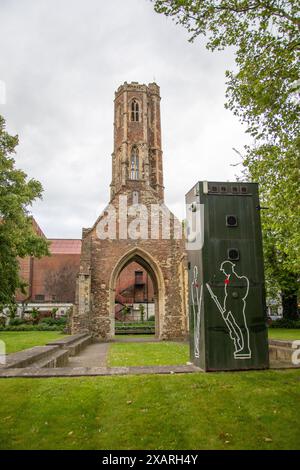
{"left": 72, "top": 82, "right": 188, "bottom": 340}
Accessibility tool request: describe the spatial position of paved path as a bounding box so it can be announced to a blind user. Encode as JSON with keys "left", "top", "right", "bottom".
{"left": 68, "top": 342, "right": 109, "bottom": 368}
{"left": 0, "top": 364, "right": 201, "bottom": 378}
{"left": 1, "top": 335, "right": 298, "bottom": 378}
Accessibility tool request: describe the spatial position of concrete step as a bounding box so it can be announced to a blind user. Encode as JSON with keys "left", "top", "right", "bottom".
{"left": 47, "top": 333, "right": 92, "bottom": 356}
{"left": 269, "top": 339, "right": 296, "bottom": 363}
{"left": 2, "top": 345, "right": 61, "bottom": 369}
{"left": 32, "top": 349, "right": 69, "bottom": 368}
{"left": 68, "top": 335, "right": 93, "bottom": 356}
{"left": 269, "top": 339, "right": 295, "bottom": 348}
{"left": 46, "top": 332, "right": 90, "bottom": 348}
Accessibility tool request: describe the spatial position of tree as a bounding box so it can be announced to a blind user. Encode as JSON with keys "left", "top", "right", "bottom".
{"left": 139, "top": 303, "right": 145, "bottom": 322}
{"left": 0, "top": 115, "right": 49, "bottom": 306}
{"left": 243, "top": 140, "right": 299, "bottom": 319}
{"left": 152, "top": 0, "right": 299, "bottom": 318}
{"left": 122, "top": 305, "right": 131, "bottom": 322}
{"left": 152, "top": 0, "right": 299, "bottom": 142}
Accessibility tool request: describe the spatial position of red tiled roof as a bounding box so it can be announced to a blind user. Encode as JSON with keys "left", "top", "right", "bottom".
{"left": 31, "top": 217, "right": 46, "bottom": 238}
{"left": 49, "top": 239, "right": 82, "bottom": 254}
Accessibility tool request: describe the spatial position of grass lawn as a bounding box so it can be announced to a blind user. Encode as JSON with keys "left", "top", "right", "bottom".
{"left": 107, "top": 341, "right": 189, "bottom": 367}
{"left": 268, "top": 329, "right": 300, "bottom": 341}
{"left": 0, "top": 331, "right": 68, "bottom": 354}
{"left": 109, "top": 330, "right": 300, "bottom": 367}
{"left": 0, "top": 370, "right": 299, "bottom": 450}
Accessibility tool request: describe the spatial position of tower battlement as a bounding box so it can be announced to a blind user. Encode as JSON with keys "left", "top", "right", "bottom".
{"left": 115, "top": 81, "right": 160, "bottom": 97}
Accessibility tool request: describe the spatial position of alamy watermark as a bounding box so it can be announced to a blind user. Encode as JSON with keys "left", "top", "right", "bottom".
{"left": 0, "top": 340, "right": 6, "bottom": 365}
{"left": 95, "top": 195, "right": 204, "bottom": 250}
{"left": 292, "top": 340, "right": 300, "bottom": 365}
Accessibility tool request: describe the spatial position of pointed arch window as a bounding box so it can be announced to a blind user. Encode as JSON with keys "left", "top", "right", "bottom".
{"left": 130, "top": 146, "right": 139, "bottom": 180}
{"left": 131, "top": 99, "right": 139, "bottom": 122}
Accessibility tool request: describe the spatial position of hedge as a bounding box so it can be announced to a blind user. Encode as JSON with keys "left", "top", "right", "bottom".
{"left": 269, "top": 318, "right": 300, "bottom": 329}
{"left": 0, "top": 324, "right": 64, "bottom": 331}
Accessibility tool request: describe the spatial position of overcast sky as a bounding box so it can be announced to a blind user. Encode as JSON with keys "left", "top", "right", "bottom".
{"left": 0, "top": 0, "right": 250, "bottom": 238}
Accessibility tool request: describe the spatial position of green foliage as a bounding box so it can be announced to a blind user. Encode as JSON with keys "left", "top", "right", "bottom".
{"left": 244, "top": 139, "right": 299, "bottom": 319}
{"left": 115, "top": 321, "right": 155, "bottom": 327}
{"left": 115, "top": 323, "right": 155, "bottom": 334}
{"left": 7, "top": 303, "right": 17, "bottom": 320}
{"left": 139, "top": 303, "right": 145, "bottom": 321}
{"left": 244, "top": 139, "right": 299, "bottom": 282}
{"left": 0, "top": 324, "right": 64, "bottom": 331}
{"left": 40, "top": 316, "right": 67, "bottom": 326}
{"left": 30, "top": 307, "right": 40, "bottom": 324}
{"left": 8, "top": 318, "right": 24, "bottom": 326}
{"left": 122, "top": 305, "right": 131, "bottom": 321}
{"left": 0, "top": 115, "right": 49, "bottom": 306}
{"left": 153, "top": 0, "right": 299, "bottom": 144}
{"left": 0, "top": 313, "right": 67, "bottom": 331}
{"left": 152, "top": 1, "right": 300, "bottom": 315}
{"left": 269, "top": 318, "right": 300, "bottom": 329}
{"left": 51, "top": 307, "right": 58, "bottom": 319}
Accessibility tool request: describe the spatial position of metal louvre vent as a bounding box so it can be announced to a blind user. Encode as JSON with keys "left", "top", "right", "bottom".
{"left": 226, "top": 215, "right": 238, "bottom": 227}
{"left": 227, "top": 248, "right": 240, "bottom": 261}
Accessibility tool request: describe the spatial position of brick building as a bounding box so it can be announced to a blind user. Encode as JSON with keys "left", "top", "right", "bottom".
{"left": 16, "top": 220, "right": 155, "bottom": 316}
{"left": 72, "top": 82, "right": 188, "bottom": 340}
{"left": 115, "top": 261, "right": 155, "bottom": 321}
{"left": 16, "top": 221, "right": 82, "bottom": 305}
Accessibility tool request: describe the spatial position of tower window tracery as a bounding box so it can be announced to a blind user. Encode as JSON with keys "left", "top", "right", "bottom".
{"left": 131, "top": 99, "right": 139, "bottom": 122}
{"left": 130, "top": 146, "right": 139, "bottom": 180}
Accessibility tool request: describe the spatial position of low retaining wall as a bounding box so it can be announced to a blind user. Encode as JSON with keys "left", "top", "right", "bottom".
{"left": 1, "top": 345, "right": 69, "bottom": 369}
{"left": 0, "top": 333, "right": 93, "bottom": 370}
{"left": 46, "top": 332, "right": 92, "bottom": 356}
{"left": 269, "top": 339, "right": 298, "bottom": 364}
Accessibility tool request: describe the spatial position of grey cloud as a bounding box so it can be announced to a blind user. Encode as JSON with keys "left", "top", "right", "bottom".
{"left": 0, "top": 0, "right": 249, "bottom": 238}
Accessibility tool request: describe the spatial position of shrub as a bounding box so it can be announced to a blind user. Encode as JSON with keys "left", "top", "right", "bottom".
{"left": 30, "top": 307, "right": 40, "bottom": 324}
{"left": 39, "top": 316, "right": 67, "bottom": 326}
{"left": 269, "top": 318, "right": 300, "bottom": 329}
{"left": 8, "top": 304, "right": 17, "bottom": 321}
{"left": 39, "top": 317, "right": 55, "bottom": 326}
{"left": 8, "top": 318, "right": 24, "bottom": 326}
{"left": 0, "top": 324, "right": 64, "bottom": 331}
{"left": 139, "top": 304, "right": 145, "bottom": 322}
{"left": 115, "top": 321, "right": 155, "bottom": 328}
{"left": 51, "top": 307, "right": 59, "bottom": 319}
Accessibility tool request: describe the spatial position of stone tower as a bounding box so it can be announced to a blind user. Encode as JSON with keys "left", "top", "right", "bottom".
{"left": 72, "top": 82, "right": 188, "bottom": 340}
{"left": 110, "top": 81, "right": 164, "bottom": 200}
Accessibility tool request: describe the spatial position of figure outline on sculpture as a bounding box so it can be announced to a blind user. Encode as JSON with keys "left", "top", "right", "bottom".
{"left": 191, "top": 265, "right": 202, "bottom": 359}
{"left": 206, "top": 260, "right": 252, "bottom": 360}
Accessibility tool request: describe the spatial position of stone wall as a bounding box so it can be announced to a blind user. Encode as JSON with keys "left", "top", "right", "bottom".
{"left": 72, "top": 82, "right": 188, "bottom": 340}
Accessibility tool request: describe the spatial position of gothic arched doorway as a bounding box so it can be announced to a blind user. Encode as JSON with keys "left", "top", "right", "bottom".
{"left": 109, "top": 248, "right": 165, "bottom": 338}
